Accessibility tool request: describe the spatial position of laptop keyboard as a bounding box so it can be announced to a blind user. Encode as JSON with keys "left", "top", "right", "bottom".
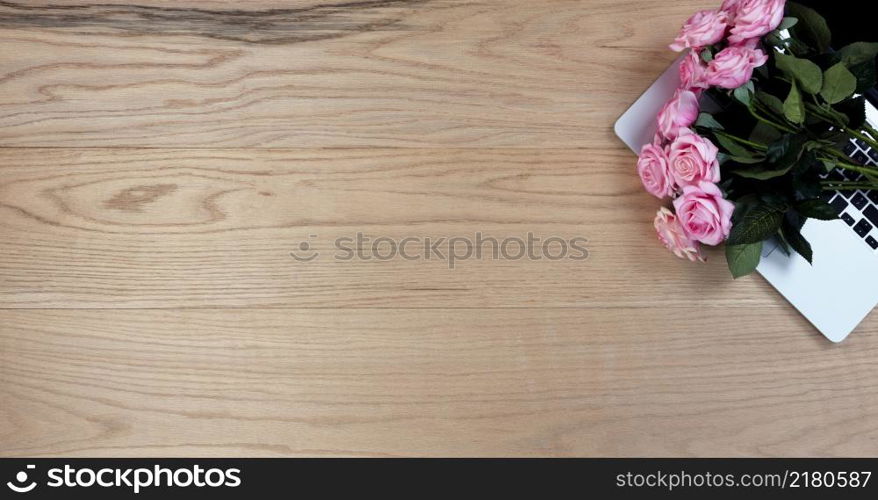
{"left": 823, "top": 137, "right": 878, "bottom": 250}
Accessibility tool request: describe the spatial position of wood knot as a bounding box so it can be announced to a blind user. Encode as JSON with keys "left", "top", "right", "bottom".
{"left": 103, "top": 184, "right": 178, "bottom": 212}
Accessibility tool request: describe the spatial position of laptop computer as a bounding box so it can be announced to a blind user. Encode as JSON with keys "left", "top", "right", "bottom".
{"left": 615, "top": 58, "right": 878, "bottom": 343}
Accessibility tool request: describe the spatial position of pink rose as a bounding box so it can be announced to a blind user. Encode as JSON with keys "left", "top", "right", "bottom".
{"left": 673, "top": 182, "right": 735, "bottom": 246}
{"left": 637, "top": 143, "right": 674, "bottom": 198}
{"left": 727, "top": 0, "right": 785, "bottom": 45}
{"left": 668, "top": 132, "right": 720, "bottom": 187}
{"left": 651, "top": 131, "right": 666, "bottom": 147}
{"left": 669, "top": 10, "right": 730, "bottom": 52}
{"left": 654, "top": 207, "right": 705, "bottom": 262}
{"left": 679, "top": 50, "right": 709, "bottom": 91}
{"left": 730, "top": 36, "right": 761, "bottom": 49}
{"left": 657, "top": 89, "right": 699, "bottom": 141}
{"left": 705, "top": 45, "right": 768, "bottom": 89}
{"left": 720, "top": 0, "right": 742, "bottom": 13}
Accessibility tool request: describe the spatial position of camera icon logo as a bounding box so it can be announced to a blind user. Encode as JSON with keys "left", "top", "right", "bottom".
{"left": 6, "top": 465, "right": 37, "bottom": 493}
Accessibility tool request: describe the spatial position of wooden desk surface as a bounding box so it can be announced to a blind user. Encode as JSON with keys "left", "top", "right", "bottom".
{"left": 1, "top": 0, "right": 876, "bottom": 457}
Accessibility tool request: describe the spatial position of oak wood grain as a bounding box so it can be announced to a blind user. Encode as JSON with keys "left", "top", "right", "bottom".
{"left": 0, "top": 147, "right": 796, "bottom": 309}
{"left": 2, "top": 0, "right": 876, "bottom": 458}
{"left": 2, "top": 308, "right": 877, "bottom": 457}
{"left": 0, "top": 0, "right": 716, "bottom": 147}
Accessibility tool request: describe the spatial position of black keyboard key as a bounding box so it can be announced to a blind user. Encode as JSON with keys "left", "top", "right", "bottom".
{"left": 830, "top": 195, "right": 849, "bottom": 214}
{"left": 844, "top": 141, "right": 858, "bottom": 155}
{"left": 864, "top": 204, "right": 878, "bottom": 226}
{"left": 869, "top": 149, "right": 878, "bottom": 163}
{"left": 867, "top": 236, "right": 878, "bottom": 250}
{"left": 843, "top": 189, "right": 858, "bottom": 200}
{"left": 842, "top": 212, "right": 856, "bottom": 226}
{"left": 869, "top": 191, "right": 878, "bottom": 205}
{"left": 853, "top": 151, "right": 870, "bottom": 165}
{"left": 820, "top": 190, "right": 835, "bottom": 202}
{"left": 828, "top": 169, "right": 846, "bottom": 182}
{"left": 852, "top": 192, "right": 869, "bottom": 209}
{"left": 856, "top": 139, "right": 868, "bottom": 149}
{"left": 854, "top": 218, "right": 873, "bottom": 237}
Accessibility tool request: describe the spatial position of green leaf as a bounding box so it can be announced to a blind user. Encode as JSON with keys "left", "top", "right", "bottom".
{"left": 786, "top": 210, "right": 807, "bottom": 231}
{"left": 820, "top": 63, "right": 857, "bottom": 104}
{"left": 803, "top": 140, "right": 832, "bottom": 152}
{"left": 732, "top": 162, "right": 793, "bottom": 179}
{"left": 774, "top": 53, "right": 823, "bottom": 94}
{"left": 783, "top": 80, "right": 805, "bottom": 124}
{"left": 713, "top": 133, "right": 756, "bottom": 158}
{"left": 729, "top": 155, "right": 766, "bottom": 165}
{"left": 820, "top": 158, "right": 836, "bottom": 171}
{"left": 774, "top": 230, "right": 792, "bottom": 256}
{"left": 756, "top": 91, "right": 785, "bottom": 115}
{"left": 836, "top": 41, "right": 878, "bottom": 66}
{"left": 848, "top": 60, "right": 877, "bottom": 94}
{"left": 733, "top": 84, "right": 753, "bottom": 107}
{"left": 726, "top": 133, "right": 809, "bottom": 181}
{"left": 726, "top": 242, "right": 763, "bottom": 279}
{"left": 786, "top": 2, "right": 831, "bottom": 53}
{"left": 777, "top": 17, "right": 798, "bottom": 31}
{"left": 695, "top": 113, "right": 724, "bottom": 130}
{"left": 781, "top": 217, "right": 813, "bottom": 263}
{"left": 816, "top": 104, "right": 851, "bottom": 125}
{"left": 728, "top": 204, "right": 785, "bottom": 245}
{"left": 795, "top": 199, "right": 839, "bottom": 220}
{"left": 749, "top": 121, "right": 783, "bottom": 144}
{"left": 766, "top": 134, "right": 807, "bottom": 166}
{"left": 700, "top": 48, "right": 714, "bottom": 64}
{"left": 731, "top": 134, "right": 808, "bottom": 180}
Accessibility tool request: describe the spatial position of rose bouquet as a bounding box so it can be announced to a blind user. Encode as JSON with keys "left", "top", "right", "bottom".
{"left": 639, "top": 0, "right": 878, "bottom": 277}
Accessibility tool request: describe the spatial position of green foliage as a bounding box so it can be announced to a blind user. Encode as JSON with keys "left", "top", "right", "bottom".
{"left": 729, "top": 133, "right": 810, "bottom": 179}
{"left": 695, "top": 113, "right": 724, "bottom": 130}
{"left": 848, "top": 60, "right": 877, "bottom": 94}
{"left": 774, "top": 53, "right": 823, "bottom": 94}
{"left": 700, "top": 48, "right": 714, "bottom": 63}
{"left": 783, "top": 80, "right": 805, "bottom": 123}
{"left": 727, "top": 204, "right": 785, "bottom": 245}
{"left": 733, "top": 81, "right": 755, "bottom": 106}
{"left": 731, "top": 163, "right": 791, "bottom": 179}
{"left": 713, "top": 132, "right": 758, "bottom": 159}
{"left": 795, "top": 199, "right": 838, "bottom": 220}
{"left": 781, "top": 215, "right": 813, "bottom": 263}
{"left": 820, "top": 63, "right": 857, "bottom": 104}
{"left": 726, "top": 242, "right": 763, "bottom": 278}
{"left": 777, "top": 17, "right": 798, "bottom": 31}
{"left": 749, "top": 121, "right": 783, "bottom": 144}
{"left": 836, "top": 42, "right": 878, "bottom": 66}
{"left": 756, "top": 91, "right": 784, "bottom": 116}
{"left": 834, "top": 42, "right": 878, "bottom": 93}
{"left": 766, "top": 134, "right": 807, "bottom": 165}
{"left": 785, "top": 2, "right": 831, "bottom": 53}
